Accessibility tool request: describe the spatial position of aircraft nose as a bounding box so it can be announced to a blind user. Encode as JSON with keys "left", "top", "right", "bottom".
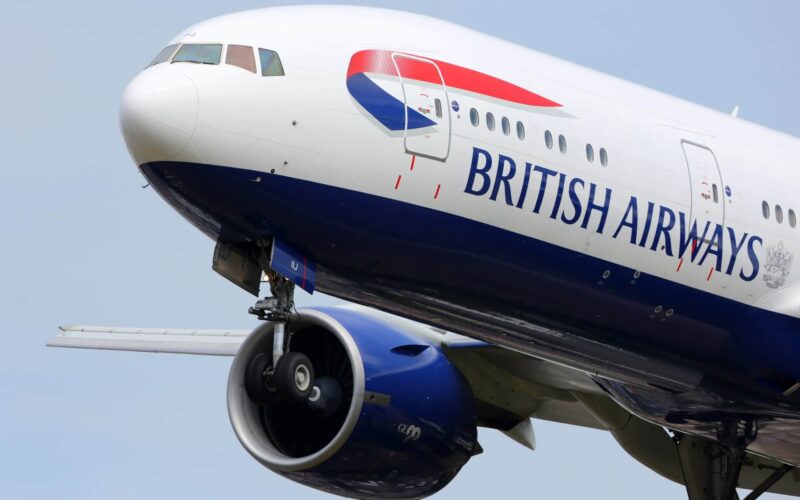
{"left": 120, "top": 67, "right": 198, "bottom": 165}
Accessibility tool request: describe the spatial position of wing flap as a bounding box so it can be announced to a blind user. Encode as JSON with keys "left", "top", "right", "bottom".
{"left": 48, "top": 325, "right": 250, "bottom": 356}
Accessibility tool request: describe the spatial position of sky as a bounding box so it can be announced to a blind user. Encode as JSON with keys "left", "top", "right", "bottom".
{"left": 2, "top": 1, "right": 799, "bottom": 498}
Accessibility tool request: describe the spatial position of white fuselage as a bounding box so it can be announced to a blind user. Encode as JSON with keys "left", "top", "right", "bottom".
{"left": 126, "top": 6, "right": 800, "bottom": 314}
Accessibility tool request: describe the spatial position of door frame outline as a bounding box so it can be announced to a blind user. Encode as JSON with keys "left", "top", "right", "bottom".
{"left": 680, "top": 139, "right": 726, "bottom": 226}
{"left": 391, "top": 52, "right": 452, "bottom": 162}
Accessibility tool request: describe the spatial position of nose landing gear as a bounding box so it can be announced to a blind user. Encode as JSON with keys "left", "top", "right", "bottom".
{"left": 273, "top": 351, "right": 315, "bottom": 404}
{"left": 247, "top": 269, "right": 318, "bottom": 406}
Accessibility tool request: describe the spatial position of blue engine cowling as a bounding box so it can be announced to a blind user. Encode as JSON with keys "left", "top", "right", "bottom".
{"left": 227, "top": 306, "right": 478, "bottom": 499}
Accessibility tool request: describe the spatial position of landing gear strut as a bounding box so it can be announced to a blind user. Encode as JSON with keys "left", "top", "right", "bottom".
{"left": 247, "top": 269, "right": 315, "bottom": 404}
{"left": 249, "top": 269, "right": 295, "bottom": 366}
{"left": 676, "top": 434, "right": 745, "bottom": 500}
{"left": 674, "top": 421, "right": 773, "bottom": 500}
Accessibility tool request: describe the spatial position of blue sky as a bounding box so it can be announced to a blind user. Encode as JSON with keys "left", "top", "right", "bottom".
{"left": 2, "top": 1, "right": 798, "bottom": 498}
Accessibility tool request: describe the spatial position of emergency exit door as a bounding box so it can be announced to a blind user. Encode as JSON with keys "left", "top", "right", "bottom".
{"left": 392, "top": 53, "right": 451, "bottom": 161}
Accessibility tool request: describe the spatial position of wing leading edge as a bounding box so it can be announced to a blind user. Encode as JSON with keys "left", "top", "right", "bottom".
{"left": 48, "top": 325, "right": 249, "bottom": 356}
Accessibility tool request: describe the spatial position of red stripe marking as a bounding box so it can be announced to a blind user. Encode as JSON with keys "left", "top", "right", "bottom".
{"left": 692, "top": 239, "right": 697, "bottom": 254}
{"left": 434, "top": 184, "right": 441, "bottom": 199}
{"left": 394, "top": 175, "right": 402, "bottom": 190}
{"left": 676, "top": 258, "right": 684, "bottom": 272}
{"left": 347, "top": 49, "right": 561, "bottom": 108}
{"left": 410, "top": 155, "right": 416, "bottom": 171}
{"left": 706, "top": 267, "right": 714, "bottom": 281}
{"left": 347, "top": 50, "right": 397, "bottom": 79}
{"left": 301, "top": 255, "right": 307, "bottom": 289}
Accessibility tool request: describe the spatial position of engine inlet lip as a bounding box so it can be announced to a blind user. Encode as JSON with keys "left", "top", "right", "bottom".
{"left": 227, "top": 308, "right": 366, "bottom": 472}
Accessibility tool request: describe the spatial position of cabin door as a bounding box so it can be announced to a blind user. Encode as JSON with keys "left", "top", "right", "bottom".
{"left": 392, "top": 53, "right": 451, "bottom": 161}
{"left": 682, "top": 141, "right": 725, "bottom": 230}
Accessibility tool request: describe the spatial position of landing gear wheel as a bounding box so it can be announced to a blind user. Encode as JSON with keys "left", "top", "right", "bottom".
{"left": 245, "top": 353, "right": 275, "bottom": 405}
{"left": 307, "top": 376, "right": 343, "bottom": 417}
{"left": 274, "top": 352, "right": 315, "bottom": 404}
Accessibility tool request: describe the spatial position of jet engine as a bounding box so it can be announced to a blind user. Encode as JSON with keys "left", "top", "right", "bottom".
{"left": 227, "top": 307, "right": 478, "bottom": 498}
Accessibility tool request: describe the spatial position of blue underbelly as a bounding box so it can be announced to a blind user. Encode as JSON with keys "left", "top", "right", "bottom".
{"left": 140, "top": 160, "right": 800, "bottom": 414}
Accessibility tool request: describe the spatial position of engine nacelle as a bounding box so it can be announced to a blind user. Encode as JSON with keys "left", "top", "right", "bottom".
{"left": 227, "top": 307, "right": 478, "bottom": 498}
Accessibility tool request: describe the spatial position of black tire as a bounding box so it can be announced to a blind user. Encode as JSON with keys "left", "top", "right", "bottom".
{"left": 244, "top": 353, "right": 274, "bottom": 405}
{"left": 274, "top": 352, "right": 315, "bottom": 404}
{"left": 307, "top": 376, "right": 343, "bottom": 417}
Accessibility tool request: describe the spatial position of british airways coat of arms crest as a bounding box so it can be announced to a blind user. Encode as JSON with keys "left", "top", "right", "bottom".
{"left": 764, "top": 242, "right": 793, "bottom": 289}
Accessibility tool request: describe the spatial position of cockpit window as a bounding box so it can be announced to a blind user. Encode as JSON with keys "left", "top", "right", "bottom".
{"left": 148, "top": 44, "right": 179, "bottom": 67}
{"left": 226, "top": 45, "right": 256, "bottom": 74}
{"left": 258, "top": 48, "right": 285, "bottom": 76}
{"left": 173, "top": 44, "right": 223, "bottom": 65}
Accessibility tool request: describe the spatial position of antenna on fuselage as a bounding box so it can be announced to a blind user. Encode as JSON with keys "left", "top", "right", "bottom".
{"left": 731, "top": 105, "right": 740, "bottom": 118}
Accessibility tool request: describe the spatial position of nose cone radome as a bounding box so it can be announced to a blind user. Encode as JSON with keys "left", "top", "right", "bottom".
{"left": 120, "top": 67, "right": 198, "bottom": 165}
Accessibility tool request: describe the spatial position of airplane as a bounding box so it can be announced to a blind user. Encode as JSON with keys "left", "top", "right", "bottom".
{"left": 48, "top": 5, "right": 800, "bottom": 499}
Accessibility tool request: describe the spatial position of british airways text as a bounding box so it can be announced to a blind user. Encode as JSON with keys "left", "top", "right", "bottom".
{"left": 463, "top": 147, "right": 762, "bottom": 281}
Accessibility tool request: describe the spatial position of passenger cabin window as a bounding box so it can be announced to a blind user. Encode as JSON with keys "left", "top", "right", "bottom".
{"left": 486, "top": 112, "right": 496, "bottom": 131}
{"left": 790, "top": 209, "right": 797, "bottom": 228}
{"left": 558, "top": 134, "right": 567, "bottom": 154}
{"left": 776, "top": 205, "right": 784, "bottom": 224}
{"left": 516, "top": 121, "right": 525, "bottom": 140}
{"left": 226, "top": 45, "right": 256, "bottom": 73}
{"left": 149, "top": 44, "right": 179, "bottom": 67}
{"left": 259, "top": 48, "right": 285, "bottom": 76}
{"left": 586, "top": 144, "right": 595, "bottom": 162}
{"left": 599, "top": 148, "right": 608, "bottom": 167}
{"left": 544, "top": 130, "right": 553, "bottom": 149}
{"left": 501, "top": 117, "right": 510, "bottom": 136}
{"left": 173, "top": 44, "right": 223, "bottom": 65}
{"left": 470, "top": 108, "right": 479, "bottom": 127}
{"left": 762, "top": 201, "right": 770, "bottom": 219}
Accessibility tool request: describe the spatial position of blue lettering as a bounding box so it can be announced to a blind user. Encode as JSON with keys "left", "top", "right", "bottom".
{"left": 515, "top": 163, "right": 533, "bottom": 209}
{"left": 740, "top": 235, "right": 762, "bottom": 282}
{"left": 725, "top": 228, "right": 748, "bottom": 276}
{"left": 464, "top": 147, "right": 493, "bottom": 196}
{"left": 549, "top": 173, "right": 567, "bottom": 220}
{"left": 561, "top": 177, "right": 585, "bottom": 225}
{"left": 638, "top": 202, "right": 656, "bottom": 247}
{"left": 490, "top": 154, "right": 517, "bottom": 206}
{"left": 581, "top": 183, "right": 613, "bottom": 233}
{"left": 532, "top": 166, "right": 558, "bottom": 214}
{"left": 678, "top": 213, "right": 710, "bottom": 262}
{"left": 699, "top": 224, "right": 724, "bottom": 272}
{"left": 613, "top": 197, "right": 639, "bottom": 244}
{"left": 462, "top": 151, "right": 762, "bottom": 280}
{"left": 649, "top": 206, "right": 675, "bottom": 256}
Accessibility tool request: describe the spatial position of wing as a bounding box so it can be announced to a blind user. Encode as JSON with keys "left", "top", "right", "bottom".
{"left": 48, "top": 325, "right": 249, "bottom": 356}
